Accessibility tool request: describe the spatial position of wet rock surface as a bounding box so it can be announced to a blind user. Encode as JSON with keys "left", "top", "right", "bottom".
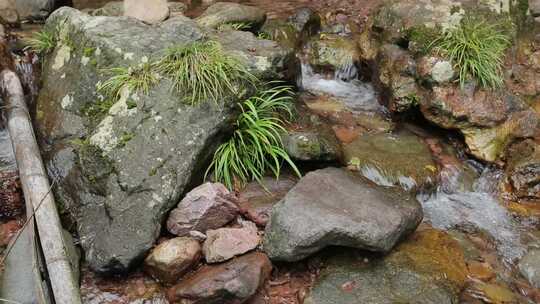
{"left": 343, "top": 129, "right": 438, "bottom": 191}
{"left": 504, "top": 139, "right": 540, "bottom": 200}
{"left": 263, "top": 167, "right": 423, "bottom": 261}
{"left": 237, "top": 176, "right": 297, "bottom": 227}
{"left": 283, "top": 130, "right": 340, "bottom": 162}
{"left": 144, "top": 237, "right": 202, "bottom": 284}
{"left": 203, "top": 220, "right": 260, "bottom": 263}
{"left": 38, "top": 7, "right": 291, "bottom": 274}
{"left": 518, "top": 249, "right": 540, "bottom": 288}
{"left": 167, "top": 183, "right": 239, "bottom": 237}
{"left": 305, "top": 228, "right": 467, "bottom": 304}
{"left": 167, "top": 252, "right": 272, "bottom": 304}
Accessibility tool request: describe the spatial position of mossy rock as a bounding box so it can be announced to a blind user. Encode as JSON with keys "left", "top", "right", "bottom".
{"left": 305, "top": 228, "right": 468, "bottom": 304}
{"left": 37, "top": 7, "right": 293, "bottom": 274}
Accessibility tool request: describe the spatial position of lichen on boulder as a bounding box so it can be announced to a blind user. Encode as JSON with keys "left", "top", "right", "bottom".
{"left": 38, "top": 7, "right": 293, "bottom": 274}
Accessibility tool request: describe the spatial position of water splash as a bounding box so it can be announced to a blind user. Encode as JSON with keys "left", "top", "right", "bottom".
{"left": 418, "top": 166, "right": 527, "bottom": 263}
{"left": 298, "top": 62, "right": 383, "bottom": 114}
{"left": 360, "top": 164, "right": 418, "bottom": 191}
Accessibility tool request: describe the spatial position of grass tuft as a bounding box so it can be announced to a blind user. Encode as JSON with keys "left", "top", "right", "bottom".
{"left": 206, "top": 83, "right": 300, "bottom": 189}
{"left": 98, "top": 62, "right": 159, "bottom": 101}
{"left": 431, "top": 16, "right": 512, "bottom": 88}
{"left": 156, "top": 40, "right": 256, "bottom": 105}
{"left": 217, "top": 22, "right": 253, "bottom": 31}
{"left": 27, "top": 29, "right": 57, "bottom": 54}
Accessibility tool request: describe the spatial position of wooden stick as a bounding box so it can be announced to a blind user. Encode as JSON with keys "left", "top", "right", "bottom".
{"left": 1, "top": 70, "right": 82, "bottom": 304}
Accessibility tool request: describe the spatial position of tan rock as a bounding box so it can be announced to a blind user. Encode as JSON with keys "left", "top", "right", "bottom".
{"left": 144, "top": 237, "right": 201, "bottom": 284}
{"left": 124, "top": 0, "right": 169, "bottom": 24}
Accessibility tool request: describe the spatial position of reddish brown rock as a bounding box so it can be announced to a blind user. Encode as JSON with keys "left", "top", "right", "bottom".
{"left": 167, "top": 183, "right": 239, "bottom": 236}
{"left": 503, "top": 139, "right": 540, "bottom": 200}
{"left": 144, "top": 237, "right": 202, "bottom": 284}
{"left": 0, "top": 220, "right": 22, "bottom": 247}
{"left": 167, "top": 252, "right": 272, "bottom": 304}
{"left": 237, "top": 176, "right": 297, "bottom": 227}
{"left": 203, "top": 221, "right": 260, "bottom": 263}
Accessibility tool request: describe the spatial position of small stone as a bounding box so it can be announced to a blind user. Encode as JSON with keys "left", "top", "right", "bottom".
{"left": 167, "top": 252, "right": 272, "bottom": 304}
{"left": 124, "top": 0, "right": 169, "bottom": 24}
{"left": 237, "top": 176, "right": 297, "bottom": 227}
{"left": 167, "top": 182, "right": 239, "bottom": 237}
{"left": 417, "top": 56, "right": 454, "bottom": 84}
{"left": 189, "top": 230, "right": 207, "bottom": 242}
{"left": 518, "top": 249, "right": 540, "bottom": 288}
{"left": 467, "top": 261, "right": 495, "bottom": 281}
{"left": 203, "top": 220, "right": 260, "bottom": 263}
{"left": 144, "top": 237, "right": 201, "bottom": 284}
{"left": 283, "top": 131, "right": 340, "bottom": 162}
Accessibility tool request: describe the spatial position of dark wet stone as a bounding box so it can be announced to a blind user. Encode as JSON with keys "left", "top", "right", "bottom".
{"left": 167, "top": 252, "right": 272, "bottom": 304}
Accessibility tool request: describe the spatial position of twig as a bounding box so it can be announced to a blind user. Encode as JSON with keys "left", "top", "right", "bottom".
{"left": 0, "top": 179, "right": 56, "bottom": 267}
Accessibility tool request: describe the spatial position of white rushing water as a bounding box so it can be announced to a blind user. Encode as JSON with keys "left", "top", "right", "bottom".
{"left": 297, "top": 62, "right": 384, "bottom": 114}
{"left": 418, "top": 166, "right": 527, "bottom": 263}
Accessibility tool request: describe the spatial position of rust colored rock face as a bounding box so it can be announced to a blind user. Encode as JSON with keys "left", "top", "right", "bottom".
{"left": 167, "top": 183, "right": 239, "bottom": 237}
{"left": 202, "top": 221, "right": 260, "bottom": 263}
{"left": 167, "top": 252, "right": 272, "bottom": 304}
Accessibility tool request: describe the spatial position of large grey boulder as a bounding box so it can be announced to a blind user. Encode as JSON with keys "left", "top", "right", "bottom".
{"left": 263, "top": 167, "right": 423, "bottom": 261}
{"left": 39, "top": 7, "right": 293, "bottom": 274}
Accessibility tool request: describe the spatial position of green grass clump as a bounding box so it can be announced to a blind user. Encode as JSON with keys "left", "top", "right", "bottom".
{"left": 156, "top": 40, "right": 256, "bottom": 105}
{"left": 431, "top": 17, "right": 512, "bottom": 88}
{"left": 217, "top": 22, "right": 253, "bottom": 31}
{"left": 98, "top": 62, "right": 159, "bottom": 101}
{"left": 206, "top": 84, "right": 300, "bottom": 189}
{"left": 27, "top": 29, "right": 57, "bottom": 54}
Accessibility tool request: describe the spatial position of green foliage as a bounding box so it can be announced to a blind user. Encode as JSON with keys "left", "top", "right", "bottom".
{"left": 27, "top": 29, "right": 57, "bottom": 54}
{"left": 206, "top": 84, "right": 300, "bottom": 189}
{"left": 156, "top": 40, "right": 256, "bottom": 105}
{"left": 218, "top": 22, "right": 253, "bottom": 31}
{"left": 407, "top": 25, "right": 441, "bottom": 54}
{"left": 431, "top": 16, "right": 512, "bottom": 88}
{"left": 81, "top": 98, "right": 115, "bottom": 122}
{"left": 98, "top": 62, "right": 159, "bottom": 101}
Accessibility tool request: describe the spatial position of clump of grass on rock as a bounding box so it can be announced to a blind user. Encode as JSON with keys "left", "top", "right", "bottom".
{"left": 431, "top": 16, "right": 512, "bottom": 88}
{"left": 27, "top": 28, "right": 57, "bottom": 54}
{"left": 98, "top": 61, "right": 159, "bottom": 101}
{"left": 156, "top": 40, "right": 257, "bottom": 105}
{"left": 206, "top": 83, "right": 301, "bottom": 190}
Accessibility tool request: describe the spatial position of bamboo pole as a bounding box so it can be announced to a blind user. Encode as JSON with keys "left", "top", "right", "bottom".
{"left": 0, "top": 69, "right": 82, "bottom": 304}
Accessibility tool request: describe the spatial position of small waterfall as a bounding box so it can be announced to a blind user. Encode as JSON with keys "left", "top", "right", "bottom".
{"left": 14, "top": 50, "right": 40, "bottom": 104}
{"left": 417, "top": 166, "right": 528, "bottom": 263}
{"left": 297, "top": 60, "right": 383, "bottom": 114}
